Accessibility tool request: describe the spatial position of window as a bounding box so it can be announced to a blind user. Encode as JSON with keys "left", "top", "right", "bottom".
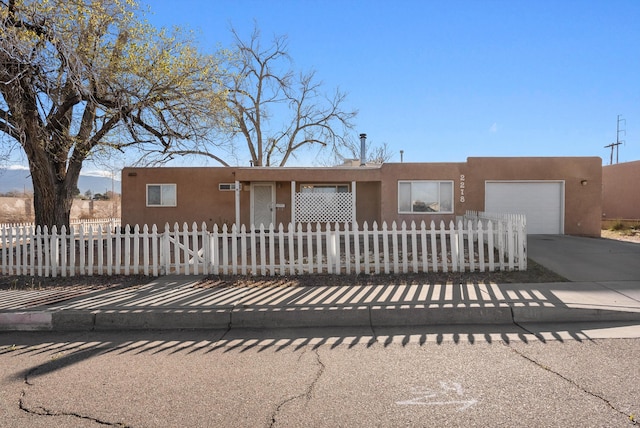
{"left": 219, "top": 183, "right": 242, "bottom": 191}
{"left": 146, "top": 184, "right": 177, "bottom": 207}
{"left": 300, "top": 184, "right": 349, "bottom": 193}
{"left": 398, "top": 181, "right": 453, "bottom": 214}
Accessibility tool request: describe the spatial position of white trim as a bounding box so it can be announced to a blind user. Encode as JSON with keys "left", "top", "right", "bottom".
{"left": 235, "top": 180, "right": 240, "bottom": 230}
{"left": 291, "top": 181, "right": 296, "bottom": 229}
{"left": 397, "top": 180, "right": 454, "bottom": 214}
{"left": 146, "top": 183, "right": 177, "bottom": 207}
{"left": 352, "top": 180, "right": 357, "bottom": 223}
{"left": 250, "top": 182, "right": 276, "bottom": 228}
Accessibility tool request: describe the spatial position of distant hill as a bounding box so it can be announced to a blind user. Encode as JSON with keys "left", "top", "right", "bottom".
{"left": 0, "top": 168, "right": 121, "bottom": 195}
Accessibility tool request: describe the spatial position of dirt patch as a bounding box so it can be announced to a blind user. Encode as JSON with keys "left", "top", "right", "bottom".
{"left": 0, "top": 274, "right": 149, "bottom": 291}
{"left": 0, "top": 259, "right": 567, "bottom": 292}
{"left": 601, "top": 229, "right": 640, "bottom": 244}
{"left": 194, "top": 258, "right": 567, "bottom": 288}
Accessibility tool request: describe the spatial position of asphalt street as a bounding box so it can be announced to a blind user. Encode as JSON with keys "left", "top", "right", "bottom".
{"left": 1, "top": 323, "right": 640, "bottom": 427}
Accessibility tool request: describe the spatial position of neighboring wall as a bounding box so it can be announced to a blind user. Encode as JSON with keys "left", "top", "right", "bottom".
{"left": 0, "top": 197, "right": 120, "bottom": 224}
{"left": 603, "top": 160, "right": 640, "bottom": 220}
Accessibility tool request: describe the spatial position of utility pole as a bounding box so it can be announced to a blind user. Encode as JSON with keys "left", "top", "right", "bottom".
{"left": 604, "top": 115, "right": 625, "bottom": 165}
{"left": 616, "top": 114, "right": 625, "bottom": 164}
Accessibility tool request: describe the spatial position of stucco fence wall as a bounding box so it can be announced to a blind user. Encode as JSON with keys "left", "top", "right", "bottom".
{"left": 602, "top": 160, "right": 640, "bottom": 223}
{"left": 0, "top": 197, "right": 120, "bottom": 224}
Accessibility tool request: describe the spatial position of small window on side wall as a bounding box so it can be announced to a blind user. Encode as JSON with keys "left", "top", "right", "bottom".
{"left": 147, "top": 184, "right": 177, "bottom": 207}
{"left": 398, "top": 181, "right": 453, "bottom": 214}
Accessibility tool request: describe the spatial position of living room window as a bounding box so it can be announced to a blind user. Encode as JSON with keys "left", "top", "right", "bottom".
{"left": 398, "top": 181, "right": 453, "bottom": 213}
{"left": 147, "top": 184, "right": 177, "bottom": 207}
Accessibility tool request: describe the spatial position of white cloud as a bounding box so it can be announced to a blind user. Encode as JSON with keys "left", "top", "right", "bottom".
{"left": 81, "top": 169, "right": 114, "bottom": 178}
{"left": 7, "top": 164, "right": 29, "bottom": 170}
{"left": 489, "top": 123, "right": 498, "bottom": 133}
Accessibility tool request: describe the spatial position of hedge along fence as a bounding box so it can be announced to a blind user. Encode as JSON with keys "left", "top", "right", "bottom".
{"left": 0, "top": 216, "right": 526, "bottom": 277}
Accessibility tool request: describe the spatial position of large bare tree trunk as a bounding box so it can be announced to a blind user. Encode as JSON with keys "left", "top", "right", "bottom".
{"left": 28, "top": 155, "right": 80, "bottom": 230}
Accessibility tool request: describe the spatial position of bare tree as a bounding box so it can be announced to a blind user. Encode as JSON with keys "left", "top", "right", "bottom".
{"left": 225, "top": 26, "right": 357, "bottom": 167}
{"left": 0, "top": 0, "right": 228, "bottom": 228}
{"left": 320, "top": 138, "right": 394, "bottom": 166}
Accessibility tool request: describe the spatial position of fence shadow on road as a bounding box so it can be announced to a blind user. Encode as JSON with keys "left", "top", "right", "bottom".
{"left": 3, "top": 319, "right": 639, "bottom": 383}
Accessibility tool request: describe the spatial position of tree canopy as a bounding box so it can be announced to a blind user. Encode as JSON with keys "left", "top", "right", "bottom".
{"left": 0, "top": 0, "right": 228, "bottom": 227}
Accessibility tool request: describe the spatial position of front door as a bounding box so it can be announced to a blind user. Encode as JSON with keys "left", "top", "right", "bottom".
{"left": 251, "top": 183, "right": 275, "bottom": 228}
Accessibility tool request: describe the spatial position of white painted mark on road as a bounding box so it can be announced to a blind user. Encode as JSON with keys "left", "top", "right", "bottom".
{"left": 396, "top": 381, "right": 478, "bottom": 411}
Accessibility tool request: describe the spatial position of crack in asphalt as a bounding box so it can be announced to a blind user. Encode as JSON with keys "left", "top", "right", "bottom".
{"left": 509, "top": 346, "right": 637, "bottom": 425}
{"left": 269, "top": 347, "right": 326, "bottom": 427}
{"left": 368, "top": 305, "right": 379, "bottom": 343}
{"left": 18, "top": 363, "right": 132, "bottom": 427}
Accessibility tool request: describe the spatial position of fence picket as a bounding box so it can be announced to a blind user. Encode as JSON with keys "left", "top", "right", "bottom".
{"left": 390, "top": 221, "right": 398, "bottom": 273}
{"left": 325, "top": 224, "right": 333, "bottom": 274}
{"left": 477, "top": 221, "right": 485, "bottom": 272}
{"left": 306, "top": 223, "right": 314, "bottom": 274}
{"left": 269, "top": 224, "right": 276, "bottom": 276}
{"left": 362, "top": 221, "right": 370, "bottom": 275}
{"left": 372, "top": 222, "right": 380, "bottom": 274}
{"left": 222, "top": 224, "right": 229, "bottom": 276}
{"left": 382, "top": 222, "right": 390, "bottom": 274}
{"left": 438, "top": 221, "right": 447, "bottom": 273}
{"left": 345, "top": 222, "right": 351, "bottom": 274}
{"left": 278, "top": 223, "right": 285, "bottom": 275}
{"left": 240, "top": 225, "right": 247, "bottom": 276}
{"left": 297, "top": 223, "right": 304, "bottom": 275}
{"left": 250, "top": 225, "right": 257, "bottom": 276}
{"left": 315, "top": 222, "right": 323, "bottom": 274}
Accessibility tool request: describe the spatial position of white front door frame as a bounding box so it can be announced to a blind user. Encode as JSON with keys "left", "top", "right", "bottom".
{"left": 251, "top": 182, "right": 276, "bottom": 228}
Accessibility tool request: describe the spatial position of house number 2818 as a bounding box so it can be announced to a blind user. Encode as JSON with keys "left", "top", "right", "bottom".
{"left": 459, "top": 174, "right": 465, "bottom": 203}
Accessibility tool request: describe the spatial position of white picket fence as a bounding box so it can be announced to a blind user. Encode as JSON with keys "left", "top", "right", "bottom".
{"left": 0, "top": 217, "right": 527, "bottom": 277}
{"left": 0, "top": 218, "right": 121, "bottom": 232}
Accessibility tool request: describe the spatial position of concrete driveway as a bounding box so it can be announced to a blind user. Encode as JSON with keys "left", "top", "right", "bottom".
{"left": 528, "top": 235, "right": 640, "bottom": 282}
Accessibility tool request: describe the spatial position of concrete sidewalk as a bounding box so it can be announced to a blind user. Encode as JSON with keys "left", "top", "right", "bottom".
{"left": 1, "top": 235, "right": 639, "bottom": 331}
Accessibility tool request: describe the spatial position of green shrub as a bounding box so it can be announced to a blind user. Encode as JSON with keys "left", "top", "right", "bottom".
{"left": 609, "top": 221, "right": 626, "bottom": 231}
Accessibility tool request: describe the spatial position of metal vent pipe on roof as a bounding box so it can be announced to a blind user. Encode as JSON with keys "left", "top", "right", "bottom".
{"left": 359, "top": 133, "right": 367, "bottom": 166}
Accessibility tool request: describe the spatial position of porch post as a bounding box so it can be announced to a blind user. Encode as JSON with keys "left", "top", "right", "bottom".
{"left": 291, "top": 181, "right": 296, "bottom": 229}
{"left": 352, "top": 181, "right": 357, "bottom": 223}
{"left": 235, "top": 180, "right": 240, "bottom": 230}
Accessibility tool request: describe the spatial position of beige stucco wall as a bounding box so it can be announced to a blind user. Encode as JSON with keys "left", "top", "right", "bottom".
{"left": 378, "top": 162, "right": 463, "bottom": 226}
{"left": 122, "top": 166, "right": 383, "bottom": 229}
{"left": 121, "top": 167, "right": 238, "bottom": 229}
{"left": 121, "top": 157, "right": 602, "bottom": 236}
{"left": 602, "top": 160, "right": 640, "bottom": 220}
{"left": 463, "top": 157, "right": 602, "bottom": 236}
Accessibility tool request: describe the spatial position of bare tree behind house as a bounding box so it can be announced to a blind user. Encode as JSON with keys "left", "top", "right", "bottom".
{"left": 224, "top": 26, "right": 357, "bottom": 167}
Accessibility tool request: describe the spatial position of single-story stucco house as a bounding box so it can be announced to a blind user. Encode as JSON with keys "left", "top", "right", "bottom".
{"left": 121, "top": 156, "right": 602, "bottom": 237}
{"left": 602, "top": 160, "right": 640, "bottom": 222}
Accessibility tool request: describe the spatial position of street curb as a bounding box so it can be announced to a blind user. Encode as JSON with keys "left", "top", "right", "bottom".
{"left": 2, "top": 305, "right": 640, "bottom": 331}
{"left": 512, "top": 307, "right": 640, "bottom": 323}
{"left": 0, "top": 311, "right": 53, "bottom": 331}
{"left": 369, "top": 305, "right": 514, "bottom": 326}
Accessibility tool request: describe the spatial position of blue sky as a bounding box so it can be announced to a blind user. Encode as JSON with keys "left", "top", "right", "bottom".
{"left": 7, "top": 0, "right": 640, "bottom": 176}
{"left": 145, "top": 0, "right": 640, "bottom": 167}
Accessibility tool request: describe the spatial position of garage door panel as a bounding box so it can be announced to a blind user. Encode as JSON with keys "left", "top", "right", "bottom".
{"left": 485, "top": 182, "right": 564, "bottom": 234}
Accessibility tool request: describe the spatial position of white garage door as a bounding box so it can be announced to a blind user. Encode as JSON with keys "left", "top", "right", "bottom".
{"left": 485, "top": 181, "right": 564, "bottom": 234}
